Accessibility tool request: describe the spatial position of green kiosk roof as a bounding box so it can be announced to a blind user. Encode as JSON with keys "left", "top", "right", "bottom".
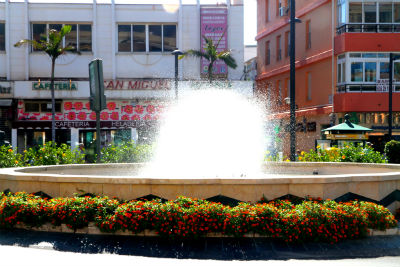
{"left": 322, "top": 114, "right": 372, "bottom": 132}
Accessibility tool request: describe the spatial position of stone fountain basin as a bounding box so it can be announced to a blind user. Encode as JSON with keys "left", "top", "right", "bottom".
{"left": 0, "top": 162, "right": 399, "bottom": 211}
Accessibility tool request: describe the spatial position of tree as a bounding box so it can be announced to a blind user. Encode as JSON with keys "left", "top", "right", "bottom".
{"left": 14, "top": 25, "right": 77, "bottom": 143}
{"left": 180, "top": 34, "right": 237, "bottom": 82}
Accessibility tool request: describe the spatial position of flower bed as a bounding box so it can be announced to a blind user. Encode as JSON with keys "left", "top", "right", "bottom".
{"left": 0, "top": 192, "right": 397, "bottom": 243}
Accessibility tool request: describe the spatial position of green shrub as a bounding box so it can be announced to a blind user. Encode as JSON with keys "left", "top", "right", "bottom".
{"left": 384, "top": 140, "right": 400, "bottom": 163}
{"left": 23, "top": 141, "right": 85, "bottom": 166}
{"left": 100, "top": 141, "right": 154, "bottom": 163}
{"left": 298, "top": 143, "right": 386, "bottom": 163}
{"left": 0, "top": 145, "right": 23, "bottom": 168}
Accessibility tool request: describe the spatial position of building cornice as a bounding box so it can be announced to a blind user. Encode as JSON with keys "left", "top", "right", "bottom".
{"left": 256, "top": 0, "right": 331, "bottom": 41}
{"left": 256, "top": 49, "right": 332, "bottom": 81}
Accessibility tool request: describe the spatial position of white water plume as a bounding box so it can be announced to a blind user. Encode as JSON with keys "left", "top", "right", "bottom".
{"left": 147, "top": 89, "right": 266, "bottom": 178}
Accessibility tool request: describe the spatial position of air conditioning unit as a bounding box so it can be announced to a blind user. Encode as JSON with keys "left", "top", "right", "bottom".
{"left": 279, "top": 6, "right": 288, "bottom": 17}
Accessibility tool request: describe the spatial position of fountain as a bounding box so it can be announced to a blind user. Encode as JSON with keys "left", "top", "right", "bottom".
{"left": 0, "top": 89, "right": 400, "bottom": 211}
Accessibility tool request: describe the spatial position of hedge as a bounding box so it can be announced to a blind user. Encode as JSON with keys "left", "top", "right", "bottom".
{"left": 0, "top": 192, "right": 397, "bottom": 244}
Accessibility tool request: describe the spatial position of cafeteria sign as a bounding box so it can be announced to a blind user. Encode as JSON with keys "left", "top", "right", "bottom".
{"left": 32, "top": 81, "right": 78, "bottom": 91}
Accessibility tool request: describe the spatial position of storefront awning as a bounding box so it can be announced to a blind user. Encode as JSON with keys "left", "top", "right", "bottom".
{"left": 0, "top": 99, "right": 12, "bottom": 107}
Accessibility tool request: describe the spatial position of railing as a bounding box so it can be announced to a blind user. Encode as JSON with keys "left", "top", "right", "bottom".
{"left": 336, "top": 23, "right": 400, "bottom": 34}
{"left": 337, "top": 83, "right": 400, "bottom": 93}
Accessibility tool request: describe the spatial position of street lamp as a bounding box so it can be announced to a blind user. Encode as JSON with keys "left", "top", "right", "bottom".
{"left": 289, "top": 0, "right": 301, "bottom": 161}
{"left": 172, "top": 49, "right": 183, "bottom": 99}
{"left": 388, "top": 53, "right": 400, "bottom": 140}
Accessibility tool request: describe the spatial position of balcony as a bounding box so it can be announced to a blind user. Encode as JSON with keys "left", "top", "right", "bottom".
{"left": 337, "top": 23, "right": 400, "bottom": 35}
{"left": 336, "top": 83, "right": 400, "bottom": 93}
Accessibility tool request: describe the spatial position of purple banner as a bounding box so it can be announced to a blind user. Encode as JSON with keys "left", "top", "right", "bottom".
{"left": 200, "top": 7, "right": 228, "bottom": 76}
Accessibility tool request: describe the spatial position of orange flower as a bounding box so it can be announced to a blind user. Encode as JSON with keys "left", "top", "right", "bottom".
{"left": 342, "top": 155, "right": 346, "bottom": 159}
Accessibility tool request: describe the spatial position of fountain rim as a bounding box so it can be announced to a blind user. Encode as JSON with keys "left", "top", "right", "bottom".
{"left": 1, "top": 162, "right": 400, "bottom": 185}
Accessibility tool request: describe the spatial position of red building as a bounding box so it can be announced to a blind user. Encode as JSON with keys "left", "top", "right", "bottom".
{"left": 256, "top": 0, "right": 400, "bottom": 155}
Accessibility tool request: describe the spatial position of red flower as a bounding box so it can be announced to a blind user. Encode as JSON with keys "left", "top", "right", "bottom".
{"left": 131, "top": 114, "right": 140, "bottom": 121}
{"left": 100, "top": 112, "right": 109, "bottom": 120}
{"left": 110, "top": 112, "right": 119, "bottom": 120}
{"left": 134, "top": 105, "right": 144, "bottom": 114}
{"left": 143, "top": 114, "right": 152, "bottom": 121}
{"left": 67, "top": 112, "right": 76, "bottom": 120}
{"left": 156, "top": 105, "right": 164, "bottom": 113}
{"left": 124, "top": 105, "right": 133, "bottom": 114}
{"left": 64, "top": 102, "right": 73, "bottom": 110}
{"left": 74, "top": 102, "right": 83, "bottom": 110}
{"left": 40, "top": 116, "right": 50, "bottom": 121}
{"left": 85, "top": 102, "right": 91, "bottom": 110}
{"left": 107, "top": 102, "right": 116, "bottom": 111}
{"left": 121, "top": 115, "right": 129, "bottom": 120}
{"left": 89, "top": 112, "right": 96, "bottom": 120}
{"left": 77, "top": 112, "right": 87, "bottom": 120}
{"left": 146, "top": 105, "right": 155, "bottom": 114}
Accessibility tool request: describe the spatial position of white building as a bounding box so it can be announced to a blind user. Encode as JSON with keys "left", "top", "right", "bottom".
{"left": 0, "top": 0, "right": 245, "bottom": 157}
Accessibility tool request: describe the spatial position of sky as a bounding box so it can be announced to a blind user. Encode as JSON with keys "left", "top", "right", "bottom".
{"left": 5, "top": 0, "right": 257, "bottom": 45}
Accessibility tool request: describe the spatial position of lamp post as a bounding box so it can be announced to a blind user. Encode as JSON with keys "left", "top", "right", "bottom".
{"left": 289, "top": 0, "right": 301, "bottom": 161}
{"left": 388, "top": 53, "right": 400, "bottom": 141}
{"left": 172, "top": 50, "right": 183, "bottom": 99}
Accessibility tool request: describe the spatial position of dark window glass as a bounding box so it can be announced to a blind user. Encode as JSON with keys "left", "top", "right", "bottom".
{"left": 380, "top": 62, "right": 390, "bottom": 79}
{"left": 49, "top": 24, "right": 62, "bottom": 31}
{"left": 149, "top": 25, "right": 162, "bottom": 52}
{"left": 351, "top": 62, "right": 363, "bottom": 82}
{"left": 118, "top": 25, "right": 131, "bottom": 52}
{"left": 133, "top": 25, "right": 146, "bottom": 52}
{"left": 364, "top": 3, "right": 377, "bottom": 23}
{"left": 394, "top": 62, "right": 400, "bottom": 80}
{"left": 163, "top": 25, "right": 176, "bottom": 52}
{"left": 40, "top": 102, "right": 61, "bottom": 113}
{"left": 349, "top": 3, "right": 362, "bottom": 23}
{"left": 65, "top": 25, "right": 77, "bottom": 51}
{"left": 394, "top": 3, "right": 400, "bottom": 22}
{"left": 0, "top": 23, "right": 4, "bottom": 51}
{"left": 32, "top": 24, "right": 46, "bottom": 51}
{"left": 379, "top": 3, "right": 392, "bottom": 23}
{"left": 364, "top": 62, "right": 376, "bottom": 82}
{"left": 79, "top": 24, "right": 92, "bottom": 51}
{"left": 25, "top": 103, "right": 40, "bottom": 112}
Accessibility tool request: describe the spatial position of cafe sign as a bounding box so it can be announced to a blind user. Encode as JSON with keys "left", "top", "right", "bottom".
{"left": 0, "top": 82, "right": 12, "bottom": 98}
{"left": 325, "top": 133, "right": 368, "bottom": 140}
{"left": 32, "top": 81, "right": 78, "bottom": 91}
{"left": 104, "top": 79, "right": 171, "bottom": 90}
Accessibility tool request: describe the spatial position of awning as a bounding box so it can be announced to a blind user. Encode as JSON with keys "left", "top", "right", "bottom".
{"left": 0, "top": 99, "right": 12, "bottom": 107}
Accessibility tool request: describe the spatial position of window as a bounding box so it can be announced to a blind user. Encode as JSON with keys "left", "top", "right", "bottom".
{"left": 365, "top": 62, "right": 377, "bottom": 82}
{"left": 284, "top": 31, "right": 289, "bottom": 57}
{"left": 277, "top": 80, "right": 282, "bottom": 103}
{"left": 117, "top": 24, "right": 176, "bottom": 53}
{"left": 305, "top": 20, "right": 311, "bottom": 50}
{"left": 0, "top": 23, "right": 4, "bottom": 51}
{"left": 351, "top": 62, "right": 363, "bottom": 82}
{"left": 24, "top": 101, "right": 61, "bottom": 113}
{"left": 306, "top": 72, "right": 312, "bottom": 101}
{"left": 276, "top": 35, "right": 281, "bottom": 61}
{"left": 284, "top": 78, "right": 290, "bottom": 98}
{"left": 265, "top": 41, "right": 270, "bottom": 65}
{"left": 349, "top": 3, "right": 362, "bottom": 23}
{"left": 265, "top": 0, "right": 269, "bottom": 22}
{"left": 31, "top": 23, "right": 92, "bottom": 52}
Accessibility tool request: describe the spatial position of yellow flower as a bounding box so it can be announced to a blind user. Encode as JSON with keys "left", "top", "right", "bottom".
{"left": 62, "top": 153, "right": 66, "bottom": 157}
{"left": 285, "top": 159, "right": 290, "bottom": 162}
{"left": 23, "top": 150, "right": 27, "bottom": 153}
{"left": 298, "top": 156, "right": 303, "bottom": 161}
{"left": 8, "top": 149, "right": 12, "bottom": 152}
{"left": 301, "top": 151, "right": 305, "bottom": 155}
{"left": 15, "top": 160, "right": 18, "bottom": 164}
{"left": 316, "top": 145, "right": 321, "bottom": 149}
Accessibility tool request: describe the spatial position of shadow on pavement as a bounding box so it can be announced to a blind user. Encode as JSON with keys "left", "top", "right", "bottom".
{"left": 0, "top": 229, "right": 400, "bottom": 260}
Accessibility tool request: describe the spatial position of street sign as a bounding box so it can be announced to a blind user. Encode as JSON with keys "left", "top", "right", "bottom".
{"left": 89, "top": 59, "right": 106, "bottom": 111}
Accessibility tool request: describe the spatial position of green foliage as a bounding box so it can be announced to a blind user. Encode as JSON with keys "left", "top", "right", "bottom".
{"left": 22, "top": 142, "right": 85, "bottom": 166}
{"left": 0, "top": 146, "right": 23, "bottom": 168}
{"left": 100, "top": 141, "right": 154, "bottom": 163}
{"left": 0, "top": 192, "right": 397, "bottom": 243}
{"left": 384, "top": 140, "right": 400, "bottom": 163}
{"left": 297, "top": 143, "right": 386, "bottom": 163}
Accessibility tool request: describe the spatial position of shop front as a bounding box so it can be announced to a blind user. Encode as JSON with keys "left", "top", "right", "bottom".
{"left": 0, "top": 82, "right": 13, "bottom": 144}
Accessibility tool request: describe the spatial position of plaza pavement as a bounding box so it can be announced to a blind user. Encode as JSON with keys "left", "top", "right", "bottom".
{"left": 0, "top": 229, "right": 400, "bottom": 267}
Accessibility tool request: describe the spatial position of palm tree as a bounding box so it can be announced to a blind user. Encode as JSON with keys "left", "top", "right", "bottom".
{"left": 14, "top": 25, "right": 77, "bottom": 143}
{"left": 180, "top": 34, "right": 237, "bottom": 82}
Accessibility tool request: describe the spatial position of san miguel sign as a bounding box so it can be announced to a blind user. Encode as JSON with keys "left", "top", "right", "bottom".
{"left": 104, "top": 79, "right": 171, "bottom": 90}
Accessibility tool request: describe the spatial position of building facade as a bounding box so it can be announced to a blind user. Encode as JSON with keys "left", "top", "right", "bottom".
{"left": 256, "top": 0, "right": 400, "bottom": 155}
{"left": 0, "top": 0, "right": 245, "bottom": 156}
